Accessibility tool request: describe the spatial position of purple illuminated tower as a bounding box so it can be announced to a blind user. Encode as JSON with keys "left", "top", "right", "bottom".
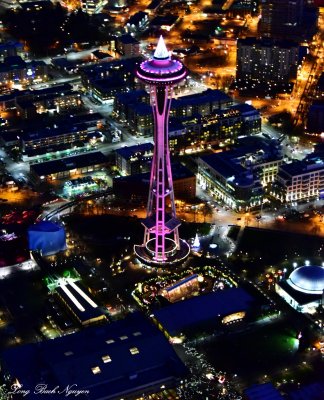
{"left": 134, "top": 36, "right": 190, "bottom": 266}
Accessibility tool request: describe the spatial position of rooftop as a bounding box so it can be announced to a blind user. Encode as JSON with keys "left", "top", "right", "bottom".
{"left": 30, "top": 151, "right": 107, "bottom": 177}
{"left": 173, "top": 89, "right": 231, "bottom": 108}
{"left": 92, "top": 77, "right": 125, "bottom": 91}
{"left": 80, "top": 57, "right": 141, "bottom": 80}
{"left": 91, "top": 50, "right": 113, "bottom": 60}
{"left": 278, "top": 156, "right": 324, "bottom": 179}
{"left": 117, "top": 34, "right": 140, "bottom": 45}
{"left": 114, "top": 162, "right": 194, "bottom": 185}
{"left": 55, "top": 280, "right": 105, "bottom": 325}
{"left": 150, "top": 15, "right": 179, "bottom": 28}
{"left": 1, "top": 312, "right": 187, "bottom": 400}
{"left": 21, "top": 123, "right": 90, "bottom": 142}
{"left": 28, "top": 221, "right": 63, "bottom": 233}
{"left": 127, "top": 11, "right": 148, "bottom": 26}
{"left": 287, "top": 265, "right": 324, "bottom": 295}
{"left": 237, "top": 37, "right": 299, "bottom": 49}
{"left": 244, "top": 382, "right": 284, "bottom": 400}
{"left": 153, "top": 287, "right": 255, "bottom": 336}
{"left": 200, "top": 138, "right": 281, "bottom": 187}
{"left": 115, "top": 142, "right": 154, "bottom": 160}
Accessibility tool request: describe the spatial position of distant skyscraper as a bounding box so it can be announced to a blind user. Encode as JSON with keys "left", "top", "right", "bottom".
{"left": 236, "top": 37, "right": 299, "bottom": 94}
{"left": 259, "top": 0, "right": 304, "bottom": 39}
{"left": 134, "top": 36, "right": 190, "bottom": 266}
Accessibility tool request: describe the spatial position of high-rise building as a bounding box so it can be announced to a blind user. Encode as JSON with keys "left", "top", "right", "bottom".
{"left": 236, "top": 37, "right": 300, "bottom": 94}
{"left": 134, "top": 36, "right": 190, "bottom": 266}
{"left": 259, "top": 0, "right": 304, "bottom": 39}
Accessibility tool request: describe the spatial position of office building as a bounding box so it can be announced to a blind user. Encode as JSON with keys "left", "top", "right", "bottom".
{"left": 306, "top": 101, "right": 324, "bottom": 136}
{"left": 20, "top": 113, "right": 104, "bottom": 152}
{"left": 1, "top": 84, "right": 82, "bottom": 119}
{"left": 272, "top": 154, "right": 324, "bottom": 203}
{"left": 169, "top": 103, "right": 261, "bottom": 154}
{"left": 198, "top": 139, "right": 283, "bottom": 210}
{"left": 229, "top": 0, "right": 258, "bottom": 16}
{"left": 150, "top": 14, "right": 180, "bottom": 31}
{"left": 80, "top": 58, "right": 140, "bottom": 101}
{"left": 114, "top": 89, "right": 150, "bottom": 122}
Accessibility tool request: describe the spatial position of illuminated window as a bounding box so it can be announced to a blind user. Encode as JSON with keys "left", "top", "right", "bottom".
{"left": 119, "top": 335, "right": 128, "bottom": 340}
{"left": 106, "top": 339, "right": 115, "bottom": 344}
{"left": 92, "top": 366, "right": 101, "bottom": 374}
{"left": 130, "top": 347, "right": 140, "bottom": 355}
{"left": 64, "top": 351, "right": 73, "bottom": 356}
{"left": 102, "top": 355, "right": 112, "bottom": 363}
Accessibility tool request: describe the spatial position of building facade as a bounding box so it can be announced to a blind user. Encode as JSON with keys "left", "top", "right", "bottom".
{"left": 115, "top": 143, "right": 154, "bottom": 176}
{"left": 0, "top": 41, "right": 24, "bottom": 63}
{"left": 0, "top": 57, "right": 48, "bottom": 87}
{"left": 113, "top": 162, "right": 196, "bottom": 201}
{"left": 80, "top": 58, "right": 140, "bottom": 102}
{"left": 30, "top": 151, "right": 107, "bottom": 183}
{"left": 259, "top": 0, "right": 304, "bottom": 39}
{"left": 198, "top": 139, "right": 283, "bottom": 210}
{"left": 114, "top": 89, "right": 233, "bottom": 137}
{"left": 272, "top": 155, "right": 324, "bottom": 203}
{"left": 115, "top": 35, "right": 141, "bottom": 57}
{"left": 236, "top": 37, "right": 300, "bottom": 93}
{"left": 169, "top": 104, "right": 261, "bottom": 154}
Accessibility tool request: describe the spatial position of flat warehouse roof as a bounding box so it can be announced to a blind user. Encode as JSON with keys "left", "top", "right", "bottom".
{"left": 1, "top": 312, "right": 187, "bottom": 400}
{"left": 154, "top": 287, "right": 254, "bottom": 336}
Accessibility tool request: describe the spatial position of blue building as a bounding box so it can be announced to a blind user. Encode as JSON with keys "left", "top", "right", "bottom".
{"left": 244, "top": 383, "right": 284, "bottom": 399}
{"left": 0, "top": 312, "right": 188, "bottom": 400}
{"left": 152, "top": 287, "right": 256, "bottom": 339}
{"left": 28, "top": 221, "right": 66, "bottom": 256}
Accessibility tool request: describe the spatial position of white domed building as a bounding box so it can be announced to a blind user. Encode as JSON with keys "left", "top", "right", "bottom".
{"left": 275, "top": 265, "right": 324, "bottom": 314}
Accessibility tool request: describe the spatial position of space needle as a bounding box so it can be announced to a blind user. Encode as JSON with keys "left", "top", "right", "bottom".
{"left": 134, "top": 36, "right": 190, "bottom": 267}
